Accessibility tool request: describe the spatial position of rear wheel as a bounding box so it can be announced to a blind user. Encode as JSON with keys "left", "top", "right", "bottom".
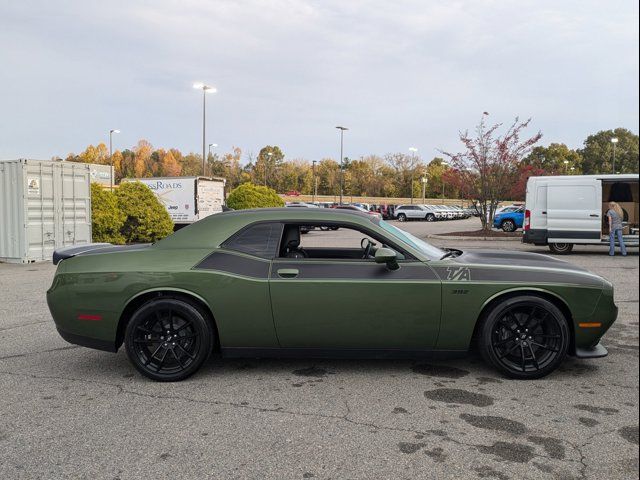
{"left": 397, "top": 213, "right": 407, "bottom": 222}
{"left": 426, "top": 214, "right": 435, "bottom": 222}
{"left": 124, "top": 298, "right": 214, "bottom": 382}
{"left": 549, "top": 243, "right": 573, "bottom": 255}
{"left": 478, "top": 296, "right": 569, "bottom": 379}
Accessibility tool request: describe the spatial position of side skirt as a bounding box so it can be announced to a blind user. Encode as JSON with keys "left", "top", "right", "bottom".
{"left": 221, "top": 347, "right": 468, "bottom": 360}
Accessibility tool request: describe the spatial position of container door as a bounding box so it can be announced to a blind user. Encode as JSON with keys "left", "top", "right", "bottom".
{"left": 547, "top": 179, "right": 602, "bottom": 244}
{"left": 24, "top": 161, "right": 57, "bottom": 261}
{"left": 60, "top": 163, "right": 91, "bottom": 248}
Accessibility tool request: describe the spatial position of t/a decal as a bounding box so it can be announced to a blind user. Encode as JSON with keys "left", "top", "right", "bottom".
{"left": 446, "top": 266, "right": 471, "bottom": 281}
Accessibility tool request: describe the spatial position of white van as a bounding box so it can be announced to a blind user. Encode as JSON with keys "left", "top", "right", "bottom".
{"left": 523, "top": 174, "right": 639, "bottom": 254}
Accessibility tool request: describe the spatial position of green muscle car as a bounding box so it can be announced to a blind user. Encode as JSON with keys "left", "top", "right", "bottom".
{"left": 47, "top": 208, "right": 617, "bottom": 381}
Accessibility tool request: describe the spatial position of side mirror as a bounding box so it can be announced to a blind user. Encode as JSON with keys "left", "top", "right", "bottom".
{"left": 375, "top": 247, "right": 399, "bottom": 270}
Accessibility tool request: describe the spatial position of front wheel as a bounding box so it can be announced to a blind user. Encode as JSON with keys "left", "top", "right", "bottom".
{"left": 478, "top": 296, "right": 569, "bottom": 379}
{"left": 501, "top": 220, "right": 516, "bottom": 232}
{"left": 125, "top": 297, "right": 214, "bottom": 382}
{"left": 397, "top": 213, "right": 407, "bottom": 222}
{"left": 426, "top": 214, "right": 435, "bottom": 222}
{"left": 549, "top": 243, "right": 573, "bottom": 255}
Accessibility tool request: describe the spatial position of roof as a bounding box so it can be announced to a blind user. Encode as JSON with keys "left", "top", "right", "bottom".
{"left": 530, "top": 174, "right": 639, "bottom": 181}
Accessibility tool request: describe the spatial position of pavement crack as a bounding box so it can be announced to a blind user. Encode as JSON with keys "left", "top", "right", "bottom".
{"left": 0, "top": 345, "right": 80, "bottom": 361}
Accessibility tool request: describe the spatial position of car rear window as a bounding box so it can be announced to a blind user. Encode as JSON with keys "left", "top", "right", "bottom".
{"left": 222, "top": 222, "right": 283, "bottom": 259}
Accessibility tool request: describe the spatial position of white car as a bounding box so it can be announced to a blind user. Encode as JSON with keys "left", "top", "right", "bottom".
{"left": 394, "top": 205, "right": 438, "bottom": 222}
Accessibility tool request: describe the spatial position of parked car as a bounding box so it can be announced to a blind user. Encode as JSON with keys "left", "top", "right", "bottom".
{"left": 394, "top": 204, "right": 438, "bottom": 222}
{"left": 523, "top": 174, "right": 639, "bottom": 254}
{"left": 48, "top": 207, "right": 617, "bottom": 381}
{"left": 493, "top": 206, "right": 525, "bottom": 232}
{"left": 332, "top": 204, "right": 382, "bottom": 219}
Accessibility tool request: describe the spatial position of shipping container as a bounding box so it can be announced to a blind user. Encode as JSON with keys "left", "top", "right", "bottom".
{"left": 123, "top": 176, "right": 226, "bottom": 224}
{"left": 0, "top": 159, "right": 92, "bottom": 263}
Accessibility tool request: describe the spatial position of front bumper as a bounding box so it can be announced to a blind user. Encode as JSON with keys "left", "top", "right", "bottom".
{"left": 574, "top": 342, "right": 608, "bottom": 359}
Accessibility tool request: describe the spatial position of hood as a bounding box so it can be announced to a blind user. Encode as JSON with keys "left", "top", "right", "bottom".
{"left": 437, "top": 249, "right": 604, "bottom": 287}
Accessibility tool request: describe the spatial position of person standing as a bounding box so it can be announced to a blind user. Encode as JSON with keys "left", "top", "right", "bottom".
{"left": 607, "top": 201, "right": 627, "bottom": 256}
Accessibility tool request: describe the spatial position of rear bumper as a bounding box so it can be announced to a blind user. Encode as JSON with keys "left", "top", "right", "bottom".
{"left": 574, "top": 342, "right": 608, "bottom": 359}
{"left": 57, "top": 327, "right": 117, "bottom": 353}
{"left": 523, "top": 229, "right": 547, "bottom": 245}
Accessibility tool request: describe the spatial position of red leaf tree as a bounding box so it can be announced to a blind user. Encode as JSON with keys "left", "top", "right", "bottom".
{"left": 442, "top": 115, "right": 542, "bottom": 230}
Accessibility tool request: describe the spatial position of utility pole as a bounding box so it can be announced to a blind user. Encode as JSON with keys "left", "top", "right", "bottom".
{"left": 312, "top": 160, "right": 318, "bottom": 203}
{"left": 109, "top": 129, "right": 120, "bottom": 190}
{"left": 336, "top": 126, "right": 348, "bottom": 204}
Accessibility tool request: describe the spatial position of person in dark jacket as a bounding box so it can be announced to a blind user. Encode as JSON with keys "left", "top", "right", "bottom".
{"left": 607, "top": 202, "right": 627, "bottom": 256}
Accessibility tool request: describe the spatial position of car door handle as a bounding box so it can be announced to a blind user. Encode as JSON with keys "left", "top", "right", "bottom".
{"left": 277, "top": 268, "right": 299, "bottom": 278}
{"left": 541, "top": 211, "right": 547, "bottom": 215}
{"left": 589, "top": 214, "right": 599, "bottom": 218}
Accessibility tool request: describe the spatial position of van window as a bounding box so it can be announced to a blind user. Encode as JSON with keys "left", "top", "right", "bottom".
{"left": 549, "top": 185, "right": 596, "bottom": 210}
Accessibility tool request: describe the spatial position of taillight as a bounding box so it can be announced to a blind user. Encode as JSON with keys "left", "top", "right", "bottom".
{"left": 524, "top": 209, "right": 531, "bottom": 231}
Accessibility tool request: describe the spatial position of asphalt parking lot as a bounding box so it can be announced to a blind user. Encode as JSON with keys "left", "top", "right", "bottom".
{"left": 0, "top": 218, "right": 638, "bottom": 480}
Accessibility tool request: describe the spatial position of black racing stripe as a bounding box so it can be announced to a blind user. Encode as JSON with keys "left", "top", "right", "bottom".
{"left": 271, "top": 262, "right": 437, "bottom": 280}
{"left": 548, "top": 230, "right": 600, "bottom": 240}
{"left": 194, "top": 251, "right": 270, "bottom": 278}
{"left": 433, "top": 266, "right": 602, "bottom": 287}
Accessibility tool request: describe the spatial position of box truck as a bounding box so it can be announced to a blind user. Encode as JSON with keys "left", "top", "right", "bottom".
{"left": 0, "top": 159, "right": 92, "bottom": 263}
{"left": 523, "top": 174, "right": 639, "bottom": 254}
{"left": 124, "top": 176, "right": 226, "bottom": 226}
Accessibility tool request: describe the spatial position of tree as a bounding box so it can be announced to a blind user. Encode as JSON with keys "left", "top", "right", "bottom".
{"left": 90, "top": 183, "right": 125, "bottom": 244}
{"left": 115, "top": 182, "right": 174, "bottom": 243}
{"left": 158, "top": 149, "right": 182, "bottom": 176}
{"left": 226, "top": 183, "right": 285, "bottom": 210}
{"left": 253, "top": 145, "right": 285, "bottom": 188}
{"left": 524, "top": 143, "right": 582, "bottom": 174}
{"left": 579, "top": 128, "right": 639, "bottom": 174}
{"left": 509, "top": 164, "right": 548, "bottom": 201}
{"left": 442, "top": 115, "right": 542, "bottom": 230}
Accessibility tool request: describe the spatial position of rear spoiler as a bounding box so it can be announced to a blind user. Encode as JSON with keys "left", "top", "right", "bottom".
{"left": 52, "top": 243, "right": 152, "bottom": 265}
{"left": 52, "top": 243, "right": 113, "bottom": 265}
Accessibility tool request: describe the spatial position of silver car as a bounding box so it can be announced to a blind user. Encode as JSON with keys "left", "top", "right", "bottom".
{"left": 394, "top": 204, "right": 439, "bottom": 222}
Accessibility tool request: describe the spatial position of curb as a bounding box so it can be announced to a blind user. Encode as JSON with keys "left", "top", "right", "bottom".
{"left": 426, "top": 234, "right": 522, "bottom": 242}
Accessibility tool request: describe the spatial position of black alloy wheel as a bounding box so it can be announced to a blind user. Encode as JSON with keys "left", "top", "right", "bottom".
{"left": 501, "top": 219, "right": 516, "bottom": 232}
{"left": 125, "top": 298, "right": 214, "bottom": 381}
{"left": 479, "top": 296, "right": 569, "bottom": 379}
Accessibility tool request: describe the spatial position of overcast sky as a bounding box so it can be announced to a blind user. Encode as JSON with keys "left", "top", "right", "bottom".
{"left": 1, "top": 0, "right": 638, "bottom": 163}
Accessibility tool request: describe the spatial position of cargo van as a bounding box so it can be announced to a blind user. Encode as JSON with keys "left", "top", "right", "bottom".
{"left": 523, "top": 174, "right": 639, "bottom": 254}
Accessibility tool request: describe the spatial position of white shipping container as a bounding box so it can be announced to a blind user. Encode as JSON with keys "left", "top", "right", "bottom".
{"left": 125, "top": 176, "right": 226, "bottom": 224}
{"left": 0, "top": 159, "right": 92, "bottom": 263}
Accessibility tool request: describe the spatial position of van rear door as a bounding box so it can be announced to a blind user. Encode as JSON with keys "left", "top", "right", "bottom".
{"left": 547, "top": 178, "right": 602, "bottom": 243}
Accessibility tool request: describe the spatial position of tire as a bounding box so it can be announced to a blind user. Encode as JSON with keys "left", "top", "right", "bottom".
{"left": 397, "top": 213, "right": 407, "bottom": 222}
{"left": 426, "top": 214, "right": 435, "bottom": 222}
{"left": 549, "top": 243, "right": 573, "bottom": 255}
{"left": 478, "top": 295, "right": 570, "bottom": 379}
{"left": 501, "top": 220, "right": 516, "bottom": 232}
{"left": 124, "top": 297, "right": 214, "bottom": 382}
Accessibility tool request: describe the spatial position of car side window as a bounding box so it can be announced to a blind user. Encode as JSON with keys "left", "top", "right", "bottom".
{"left": 222, "top": 222, "right": 283, "bottom": 259}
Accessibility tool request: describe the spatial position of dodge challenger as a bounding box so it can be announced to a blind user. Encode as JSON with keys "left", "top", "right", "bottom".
{"left": 47, "top": 208, "right": 617, "bottom": 381}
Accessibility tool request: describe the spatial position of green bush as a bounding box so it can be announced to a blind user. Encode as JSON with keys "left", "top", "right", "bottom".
{"left": 115, "top": 181, "right": 174, "bottom": 243}
{"left": 227, "top": 183, "right": 285, "bottom": 210}
{"left": 91, "top": 183, "right": 125, "bottom": 244}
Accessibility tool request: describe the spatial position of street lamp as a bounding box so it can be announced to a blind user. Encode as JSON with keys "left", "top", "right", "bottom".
{"left": 109, "top": 129, "right": 120, "bottom": 190}
{"left": 441, "top": 161, "right": 450, "bottom": 200}
{"left": 193, "top": 83, "right": 217, "bottom": 176}
{"left": 611, "top": 137, "right": 619, "bottom": 174}
{"left": 336, "top": 126, "right": 348, "bottom": 204}
{"left": 265, "top": 151, "right": 273, "bottom": 187}
{"left": 312, "top": 160, "right": 318, "bottom": 203}
{"left": 563, "top": 159, "right": 569, "bottom": 175}
{"left": 421, "top": 176, "right": 428, "bottom": 204}
{"left": 409, "top": 147, "right": 418, "bottom": 204}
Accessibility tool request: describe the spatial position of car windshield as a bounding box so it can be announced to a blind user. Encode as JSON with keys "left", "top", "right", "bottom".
{"left": 378, "top": 220, "right": 445, "bottom": 260}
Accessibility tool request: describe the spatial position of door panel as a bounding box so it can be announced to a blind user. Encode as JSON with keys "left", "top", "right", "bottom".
{"left": 269, "top": 259, "right": 442, "bottom": 349}
{"left": 547, "top": 180, "right": 602, "bottom": 243}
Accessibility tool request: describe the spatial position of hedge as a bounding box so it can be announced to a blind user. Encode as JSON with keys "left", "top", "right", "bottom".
{"left": 114, "top": 181, "right": 174, "bottom": 243}
{"left": 226, "top": 183, "right": 285, "bottom": 210}
{"left": 90, "top": 183, "right": 126, "bottom": 244}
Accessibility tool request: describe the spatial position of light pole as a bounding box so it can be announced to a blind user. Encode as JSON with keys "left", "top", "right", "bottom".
{"left": 207, "top": 143, "right": 218, "bottom": 177}
{"left": 409, "top": 147, "right": 418, "bottom": 204}
{"left": 441, "top": 161, "right": 450, "bottom": 200}
{"left": 193, "top": 83, "right": 217, "bottom": 176}
{"left": 265, "top": 152, "right": 273, "bottom": 187}
{"left": 421, "top": 176, "right": 428, "bottom": 204}
{"left": 563, "top": 159, "right": 569, "bottom": 175}
{"left": 336, "top": 126, "right": 348, "bottom": 204}
{"left": 312, "top": 160, "right": 318, "bottom": 203}
{"left": 109, "top": 129, "right": 120, "bottom": 190}
{"left": 611, "top": 137, "right": 619, "bottom": 173}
